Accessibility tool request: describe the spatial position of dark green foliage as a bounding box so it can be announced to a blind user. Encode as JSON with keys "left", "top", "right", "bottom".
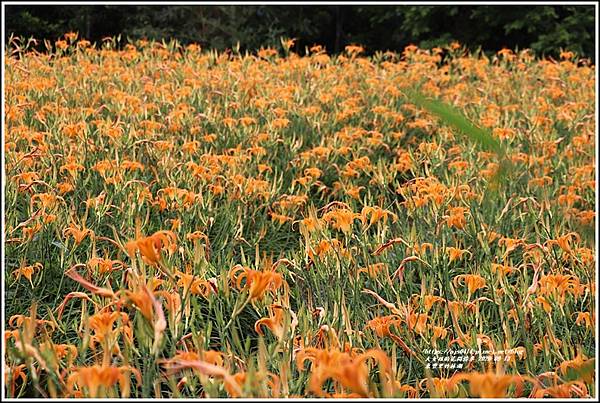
{"left": 4, "top": 5, "right": 596, "bottom": 59}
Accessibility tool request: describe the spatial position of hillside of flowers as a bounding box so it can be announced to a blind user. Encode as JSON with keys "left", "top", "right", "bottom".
{"left": 4, "top": 34, "right": 596, "bottom": 398}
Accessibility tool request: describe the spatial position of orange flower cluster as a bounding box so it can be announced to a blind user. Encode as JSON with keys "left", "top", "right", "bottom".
{"left": 4, "top": 36, "right": 595, "bottom": 398}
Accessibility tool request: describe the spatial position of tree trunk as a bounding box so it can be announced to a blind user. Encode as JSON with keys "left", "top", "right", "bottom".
{"left": 335, "top": 6, "right": 344, "bottom": 53}
{"left": 85, "top": 7, "right": 91, "bottom": 39}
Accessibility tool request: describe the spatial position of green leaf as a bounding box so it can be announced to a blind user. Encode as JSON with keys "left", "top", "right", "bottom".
{"left": 404, "top": 89, "right": 502, "bottom": 154}
{"left": 403, "top": 88, "right": 511, "bottom": 188}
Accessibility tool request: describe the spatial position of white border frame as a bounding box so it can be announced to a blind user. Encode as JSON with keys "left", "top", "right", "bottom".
{"left": 1, "top": 1, "right": 598, "bottom": 401}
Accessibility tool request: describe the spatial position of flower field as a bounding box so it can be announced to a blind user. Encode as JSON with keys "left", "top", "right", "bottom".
{"left": 3, "top": 35, "right": 597, "bottom": 398}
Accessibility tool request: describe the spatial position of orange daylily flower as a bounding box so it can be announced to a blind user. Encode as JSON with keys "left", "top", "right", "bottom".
{"left": 491, "top": 263, "right": 516, "bottom": 277}
{"left": 453, "top": 274, "right": 487, "bottom": 298}
{"left": 360, "top": 206, "right": 398, "bottom": 227}
{"left": 296, "top": 347, "right": 393, "bottom": 397}
{"left": 175, "top": 271, "right": 216, "bottom": 298}
{"left": 419, "top": 377, "right": 460, "bottom": 398}
{"left": 298, "top": 216, "right": 323, "bottom": 235}
{"left": 446, "top": 247, "right": 471, "bottom": 263}
{"left": 575, "top": 311, "right": 593, "bottom": 329}
{"left": 124, "top": 230, "right": 177, "bottom": 266}
{"left": 228, "top": 263, "right": 288, "bottom": 301}
{"left": 450, "top": 370, "right": 530, "bottom": 398}
{"left": 530, "top": 378, "right": 590, "bottom": 398}
{"left": 535, "top": 296, "right": 553, "bottom": 313}
{"left": 88, "top": 257, "right": 124, "bottom": 274}
{"left": 421, "top": 295, "right": 445, "bottom": 312}
{"left": 123, "top": 288, "right": 155, "bottom": 322}
{"left": 345, "top": 45, "right": 364, "bottom": 56}
{"left": 5, "top": 364, "right": 27, "bottom": 397}
{"left": 304, "top": 167, "right": 322, "bottom": 178}
{"left": 254, "top": 304, "right": 298, "bottom": 340}
{"left": 88, "top": 310, "right": 130, "bottom": 351}
{"left": 308, "top": 239, "right": 353, "bottom": 262}
{"left": 407, "top": 312, "right": 429, "bottom": 335}
{"left": 445, "top": 206, "right": 468, "bottom": 229}
{"left": 366, "top": 315, "right": 402, "bottom": 338}
{"left": 162, "top": 358, "right": 242, "bottom": 397}
{"left": 13, "top": 171, "right": 40, "bottom": 186}
{"left": 224, "top": 371, "right": 281, "bottom": 398}
{"left": 432, "top": 326, "right": 449, "bottom": 342}
{"left": 63, "top": 223, "right": 94, "bottom": 244}
{"left": 122, "top": 280, "right": 166, "bottom": 354}
{"left": 59, "top": 161, "right": 85, "bottom": 178}
{"left": 322, "top": 208, "right": 361, "bottom": 233}
{"left": 365, "top": 315, "right": 415, "bottom": 357}
{"left": 537, "top": 274, "right": 584, "bottom": 304}
{"left": 56, "top": 181, "right": 75, "bottom": 194}
{"left": 66, "top": 364, "right": 141, "bottom": 398}
{"left": 498, "top": 236, "right": 525, "bottom": 255}
{"left": 346, "top": 185, "right": 364, "bottom": 200}
{"left": 558, "top": 353, "right": 594, "bottom": 383}
{"left": 270, "top": 211, "right": 293, "bottom": 225}
{"left": 159, "top": 350, "right": 225, "bottom": 369}
{"left": 545, "top": 232, "right": 581, "bottom": 253}
{"left": 12, "top": 262, "right": 43, "bottom": 287}
{"left": 30, "top": 192, "right": 61, "bottom": 210}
